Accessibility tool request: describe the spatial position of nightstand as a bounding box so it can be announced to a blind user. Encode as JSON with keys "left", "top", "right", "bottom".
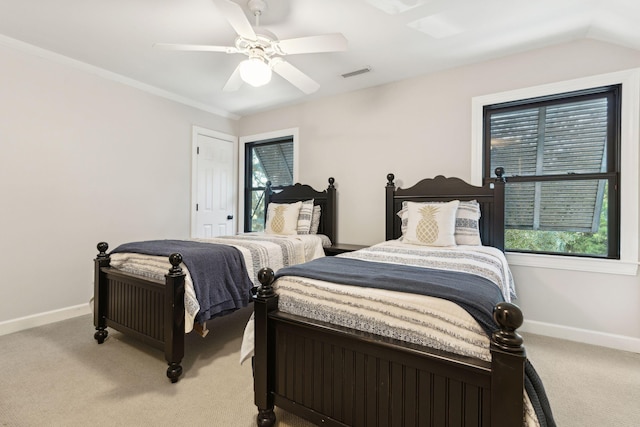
{"left": 324, "top": 243, "right": 368, "bottom": 256}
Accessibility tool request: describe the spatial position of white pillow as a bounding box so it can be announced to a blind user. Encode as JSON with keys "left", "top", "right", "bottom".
{"left": 455, "top": 200, "right": 482, "bottom": 245}
{"left": 310, "top": 205, "right": 321, "bottom": 234}
{"left": 265, "top": 201, "right": 302, "bottom": 235}
{"left": 297, "top": 199, "right": 314, "bottom": 234}
{"left": 403, "top": 200, "right": 459, "bottom": 246}
{"left": 398, "top": 200, "right": 482, "bottom": 246}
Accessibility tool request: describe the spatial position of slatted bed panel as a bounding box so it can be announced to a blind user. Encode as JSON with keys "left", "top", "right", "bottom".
{"left": 268, "top": 314, "right": 493, "bottom": 427}
{"left": 104, "top": 271, "right": 166, "bottom": 348}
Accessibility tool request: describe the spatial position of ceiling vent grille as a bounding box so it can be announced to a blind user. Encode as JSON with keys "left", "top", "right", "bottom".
{"left": 341, "top": 67, "right": 371, "bottom": 78}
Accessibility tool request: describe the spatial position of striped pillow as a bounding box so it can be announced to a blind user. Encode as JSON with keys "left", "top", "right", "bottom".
{"left": 310, "top": 205, "right": 321, "bottom": 234}
{"left": 296, "top": 199, "right": 314, "bottom": 234}
{"left": 454, "top": 200, "right": 482, "bottom": 245}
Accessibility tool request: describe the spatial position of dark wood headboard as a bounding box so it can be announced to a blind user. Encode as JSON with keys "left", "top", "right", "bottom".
{"left": 385, "top": 170, "right": 505, "bottom": 251}
{"left": 265, "top": 178, "right": 337, "bottom": 243}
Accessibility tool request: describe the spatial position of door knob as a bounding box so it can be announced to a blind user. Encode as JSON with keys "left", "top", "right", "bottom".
{"left": 227, "top": 215, "right": 234, "bottom": 220}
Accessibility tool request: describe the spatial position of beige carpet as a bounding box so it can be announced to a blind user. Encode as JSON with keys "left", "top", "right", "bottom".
{"left": 1, "top": 307, "right": 639, "bottom": 426}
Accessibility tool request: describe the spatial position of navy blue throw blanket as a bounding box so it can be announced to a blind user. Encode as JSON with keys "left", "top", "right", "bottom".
{"left": 111, "top": 240, "right": 254, "bottom": 323}
{"left": 275, "top": 257, "right": 555, "bottom": 427}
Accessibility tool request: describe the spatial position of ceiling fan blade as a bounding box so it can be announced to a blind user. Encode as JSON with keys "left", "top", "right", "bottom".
{"left": 223, "top": 64, "right": 244, "bottom": 92}
{"left": 272, "top": 59, "right": 320, "bottom": 94}
{"left": 212, "top": 0, "right": 257, "bottom": 41}
{"left": 153, "top": 43, "right": 238, "bottom": 53}
{"left": 276, "top": 33, "right": 348, "bottom": 55}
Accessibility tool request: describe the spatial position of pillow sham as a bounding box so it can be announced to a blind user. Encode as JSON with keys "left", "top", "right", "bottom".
{"left": 296, "top": 199, "right": 314, "bottom": 234}
{"left": 310, "top": 205, "right": 321, "bottom": 234}
{"left": 398, "top": 200, "right": 482, "bottom": 245}
{"left": 454, "top": 200, "right": 482, "bottom": 245}
{"left": 403, "top": 200, "right": 459, "bottom": 247}
{"left": 265, "top": 201, "right": 302, "bottom": 235}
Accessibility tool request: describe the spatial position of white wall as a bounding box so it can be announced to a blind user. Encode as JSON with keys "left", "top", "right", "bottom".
{"left": 3, "top": 36, "right": 639, "bottom": 353}
{"left": 0, "top": 43, "right": 237, "bottom": 328}
{"left": 239, "top": 39, "right": 640, "bottom": 352}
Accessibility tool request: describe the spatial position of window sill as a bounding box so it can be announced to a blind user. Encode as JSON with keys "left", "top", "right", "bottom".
{"left": 506, "top": 252, "right": 638, "bottom": 276}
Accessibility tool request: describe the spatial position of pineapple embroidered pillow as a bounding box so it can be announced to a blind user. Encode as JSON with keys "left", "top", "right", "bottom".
{"left": 265, "top": 201, "right": 302, "bottom": 235}
{"left": 403, "top": 200, "right": 459, "bottom": 246}
{"left": 398, "top": 200, "right": 481, "bottom": 245}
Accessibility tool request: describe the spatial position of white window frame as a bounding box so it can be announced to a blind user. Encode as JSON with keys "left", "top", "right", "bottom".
{"left": 238, "top": 127, "right": 299, "bottom": 233}
{"left": 471, "top": 69, "right": 639, "bottom": 276}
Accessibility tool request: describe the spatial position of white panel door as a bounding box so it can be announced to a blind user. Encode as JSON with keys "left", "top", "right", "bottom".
{"left": 194, "top": 133, "right": 235, "bottom": 238}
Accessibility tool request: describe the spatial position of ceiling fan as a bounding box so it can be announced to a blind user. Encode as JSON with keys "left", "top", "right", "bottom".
{"left": 154, "top": 0, "right": 348, "bottom": 94}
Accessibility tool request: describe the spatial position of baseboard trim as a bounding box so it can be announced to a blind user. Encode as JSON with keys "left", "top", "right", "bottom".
{"left": 0, "top": 304, "right": 92, "bottom": 337}
{"left": 521, "top": 319, "right": 640, "bottom": 354}
{"left": 3, "top": 306, "right": 639, "bottom": 354}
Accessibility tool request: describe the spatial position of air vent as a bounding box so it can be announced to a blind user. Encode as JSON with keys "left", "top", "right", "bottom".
{"left": 341, "top": 67, "right": 371, "bottom": 78}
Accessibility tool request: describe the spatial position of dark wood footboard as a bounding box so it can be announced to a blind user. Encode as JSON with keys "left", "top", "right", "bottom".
{"left": 93, "top": 242, "right": 186, "bottom": 383}
{"left": 254, "top": 268, "right": 526, "bottom": 427}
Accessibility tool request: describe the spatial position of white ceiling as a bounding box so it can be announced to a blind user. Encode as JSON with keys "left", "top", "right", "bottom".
{"left": 1, "top": 0, "right": 639, "bottom": 118}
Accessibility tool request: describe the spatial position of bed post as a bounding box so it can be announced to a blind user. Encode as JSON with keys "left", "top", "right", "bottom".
{"left": 490, "top": 302, "right": 525, "bottom": 427}
{"left": 385, "top": 173, "right": 396, "bottom": 240}
{"left": 325, "top": 177, "right": 337, "bottom": 243}
{"left": 254, "top": 267, "right": 278, "bottom": 427}
{"left": 492, "top": 167, "right": 506, "bottom": 252}
{"left": 94, "top": 242, "right": 110, "bottom": 344}
{"left": 264, "top": 181, "right": 273, "bottom": 225}
{"left": 164, "top": 253, "right": 186, "bottom": 383}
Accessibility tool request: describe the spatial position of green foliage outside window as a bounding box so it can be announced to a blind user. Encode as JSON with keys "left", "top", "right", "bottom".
{"left": 505, "top": 186, "right": 609, "bottom": 256}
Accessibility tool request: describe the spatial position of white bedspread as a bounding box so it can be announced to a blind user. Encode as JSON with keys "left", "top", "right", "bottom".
{"left": 109, "top": 233, "right": 326, "bottom": 333}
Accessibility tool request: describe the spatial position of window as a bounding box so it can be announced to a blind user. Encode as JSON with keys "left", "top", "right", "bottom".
{"left": 483, "top": 85, "right": 620, "bottom": 259}
{"left": 472, "top": 69, "right": 639, "bottom": 275}
{"left": 243, "top": 136, "right": 294, "bottom": 232}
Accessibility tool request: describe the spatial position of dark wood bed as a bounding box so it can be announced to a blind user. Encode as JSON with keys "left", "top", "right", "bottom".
{"left": 252, "top": 169, "right": 548, "bottom": 427}
{"left": 93, "top": 178, "right": 336, "bottom": 383}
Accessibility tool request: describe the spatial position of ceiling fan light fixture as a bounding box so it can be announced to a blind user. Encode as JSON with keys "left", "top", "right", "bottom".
{"left": 239, "top": 56, "right": 272, "bottom": 87}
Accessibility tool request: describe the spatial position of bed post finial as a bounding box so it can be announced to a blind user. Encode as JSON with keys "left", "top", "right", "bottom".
{"left": 386, "top": 173, "right": 395, "bottom": 187}
{"left": 97, "top": 242, "right": 109, "bottom": 258}
{"left": 257, "top": 267, "right": 276, "bottom": 298}
{"left": 494, "top": 167, "right": 505, "bottom": 182}
{"left": 492, "top": 302, "right": 524, "bottom": 352}
{"left": 168, "top": 253, "right": 183, "bottom": 275}
{"left": 328, "top": 177, "right": 335, "bottom": 188}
